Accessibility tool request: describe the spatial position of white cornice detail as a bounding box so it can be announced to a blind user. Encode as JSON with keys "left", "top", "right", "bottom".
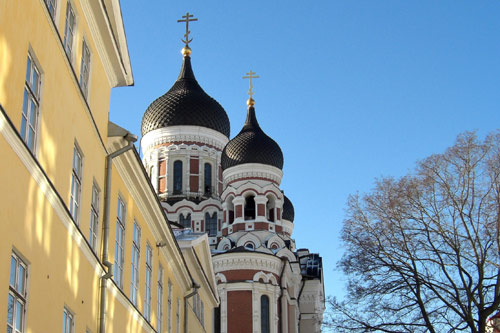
{"left": 142, "top": 126, "right": 229, "bottom": 154}
{"left": 80, "top": 0, "right": 117, "bottom": 87}
{"left": 223, "top": 164, "right": 283, "bottom": 186}
{"left": 213, "top": 253, "right": 283, "bottom": 276}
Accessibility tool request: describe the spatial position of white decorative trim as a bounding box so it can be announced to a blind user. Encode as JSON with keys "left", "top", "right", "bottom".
{"left": 253, "top": 271, "right": 278, "bottom": 285}
{"left": 213, "top": 252, "right": 283, "bottom": 276}
{"left": 223, "top": 164, "right": 283, "bottom": 186}
{"left": 236, "top": 233, "right": 261, "bottom": 249}
{"left": 265, "top": 235, "right": 286, "bottom": 250}
{"left": 141, "top": 126, "right": 228, "bottom": 154}
{"left": 215, "top": 272, "right": 227, "bottom": 284}
{"left": 276, "top": 248, "right": 296, "bottom": 262}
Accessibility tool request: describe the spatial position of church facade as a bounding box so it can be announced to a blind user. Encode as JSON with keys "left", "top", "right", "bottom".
{"left": 140, "top": 33, "right": 325, "bottom": 332}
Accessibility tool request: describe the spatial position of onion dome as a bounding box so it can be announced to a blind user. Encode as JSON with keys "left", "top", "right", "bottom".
{"left": 141, "top": 53, "right": 230, "bottom": 138}
{"left": 221, "top": 105, "right": 283, "bottom": 170}
{"left": 282, "top": 195, "right": 295, "bottom": 223}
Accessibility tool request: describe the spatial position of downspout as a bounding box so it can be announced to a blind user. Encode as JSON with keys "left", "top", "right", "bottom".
{"left": 99, "top": 133, "right": 137, "bottom": 333}
{"left": 184, "top": 283, "right": 201, "bottom": 333}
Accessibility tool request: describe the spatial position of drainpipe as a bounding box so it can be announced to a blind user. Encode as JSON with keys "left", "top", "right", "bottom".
{"left": 99, "top": 133, "right": 137, "bottom": 333}
{"left": 184, "top": 282, "right": 201, "bottom": 333}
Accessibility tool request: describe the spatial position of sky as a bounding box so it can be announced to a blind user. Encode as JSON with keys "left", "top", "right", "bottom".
{"left": 109, "top": 1, "right": 500, "bottom": 300}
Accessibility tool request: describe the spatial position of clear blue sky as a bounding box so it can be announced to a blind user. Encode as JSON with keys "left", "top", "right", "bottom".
{"left": 109, "top": 1, "right": 500, "bottom": 300}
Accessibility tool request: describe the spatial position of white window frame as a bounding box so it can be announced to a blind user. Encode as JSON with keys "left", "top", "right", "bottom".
{"left": 88, "top": 182, "right": 100, "bottom": 252}
{"left": 63, "top": 2, "right": 76, "bottom": 60}
{"left": 21, "top": 53, "right": 41, "bottom": 154}
{"left": 167, "top": 280, "right": 172, "bottom": 332}
{"left": 7, "top": 252, "right": 28, "bottom": 333}
{"left": 62, "top": 307, "right": 74, "bottom": 333}
{"left": 114, "top": 196, "right": 126, "bottom": 289}
{"left": 69, "top": 143, "right": 83, "bottom": 224}
{"left": 79, "top": 39, "right": 91, "bottom": 98}
{"left": 44, "top": 0, "right": 57, "bottom": 19}
{"left": 144, "top": 244, "right": 152, "bottom": 321}
{"left": 157, "top": 265, "right": 164, "bottom": 332}
{"left": 176, "top": 298, "right": 180, "bottom": 333}
{"left": 130, "top": 221, "right": 141, "bottom": 306}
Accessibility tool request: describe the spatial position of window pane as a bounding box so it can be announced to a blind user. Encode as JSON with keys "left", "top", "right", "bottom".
{"left": 9, "top": 257, "right": 17, "bottom": 287}
{"left": 28, "top": 128, "right": 35, "bottom": 151}
{"left": 15, "top": 300, "right": 23, "bottom": 331}
{"left": 32, "top": 69, "right": 39, "bottom": 97}
{"left": 7, "top": 294, "right": 14, "bottom": 325}
{"left": 17, "top": 265, "right": 25, "bottom": 294}
{"left": 25, "top": 57, "right": 31, "bottom": 83}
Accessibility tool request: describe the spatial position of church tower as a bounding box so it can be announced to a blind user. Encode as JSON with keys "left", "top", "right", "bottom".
{"left": 140, "top": 15, "right": 324, "bottom": 332}
{"left": 140, "top": 14, "right": 228, "bottom": 247}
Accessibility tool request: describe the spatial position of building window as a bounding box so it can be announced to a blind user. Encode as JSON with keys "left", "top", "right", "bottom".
{"left": 205, "top": 212, "right": 217, "bottom": 236}
{"left": 44, "top": 0, "right": 57, "bottom": 19}
{"left": 114, "top": 197, "right": 126, "bottom": 288}
{"left": 63, "top": 3, "right": 76, "bottom": 59}
{"left": 79, "top": 40, "right": 91, "bottom": 98}
{"left": 157, "top": 265, "right": 164, "bottom": 332}
{"left": 167, "top": 280, "right": 172, "bottom": 332}
{"left": 176, "top": 298, "right": 180, "bottom": 333}
{"left": 88, "top": 183, "right": 100, "bottom": 251}
{"left": 244, "top": 195, "right": 255, "bottom": 220}
{"left": 204, "top": 163, "right": 212, "bottom": 196}
{"left": 192, "top": 294, "right": 204, "bottom": 327}
{"left": 69, "top": 144, "right": 83, "bottom": 224}
{"left": 173, "top": 160, "right": 182, "bottom": 194}
{"left": 261, "top": 295, "right": 270, "bottom": 333}
{"left": 144, "top": 244, "right": 152, "bottom": 321}
{"left": 62, "top": 307, "right": 74, "bottom": 333}
{"left": 7, "top": 253, "right": 28, "bottom": 333}
{"left": 21, "top": 54, "right": 41, "bottom": 153}
{"left": 130, "top": 222, "right": 141, "bottom": 306}
{"left": 179, "top": 213, "right": 191, "bottom": 229}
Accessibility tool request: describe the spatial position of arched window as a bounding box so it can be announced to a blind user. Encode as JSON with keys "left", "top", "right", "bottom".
{"left": 179, "top": 213, "right": 191, "bottom": 229}
{"left": 206, "top": 212, "right": 218, "bottom": 236}
{"left": 173, "top": 160, "right": 182, "bottom": 194}
{"left": 244, "top": 195, "right": 255, "bottom": 220}
{"left": 204, "top": 163, "right": 212, "bottom": 196}
{"left": 261, "top": 295, "right": 270, "bottom": 333}
{"left": 226, "top": 196, "right": 235, "bottom": 224}
{"left": 266, "top": 195, "right": 275, "bottom": 222}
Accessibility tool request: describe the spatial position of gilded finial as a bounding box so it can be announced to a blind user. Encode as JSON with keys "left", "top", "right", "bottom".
{"left": 177, "top": 12, "right": 198, "bottom": 55}
{"left": 242, "top": 70, "right": 259, "bottom": 106}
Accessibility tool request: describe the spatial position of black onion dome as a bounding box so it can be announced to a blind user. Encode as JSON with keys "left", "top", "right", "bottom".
{"left": 141, "top": 56, "right": 230, "bottom": 137}
{"left": 282, "top": 195, "right": 295, "bottom": 223}
{"left": 221, "top": 106, "right": 283, "bottom": 170}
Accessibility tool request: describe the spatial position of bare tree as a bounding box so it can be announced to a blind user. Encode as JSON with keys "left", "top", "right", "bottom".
{"left": 325, "top": 131, "right": 500, "bottom": 333}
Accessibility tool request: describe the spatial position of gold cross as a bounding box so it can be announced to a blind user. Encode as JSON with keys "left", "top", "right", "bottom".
{"left": 242, "top": 70, "right": 260, "bottom": 98}
{"left": 177, "top": 12, "right": 198, "bottom": 46}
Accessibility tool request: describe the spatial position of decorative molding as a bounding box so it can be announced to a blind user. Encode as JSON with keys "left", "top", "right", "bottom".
{"left": 223, "top": 163, "right": 283, "bottom": 187}
{"left": 141, "top": 126, "right": 228, "bottom": 154}
{"left": 213, "top": 253, "right": 283, "bottom": 276}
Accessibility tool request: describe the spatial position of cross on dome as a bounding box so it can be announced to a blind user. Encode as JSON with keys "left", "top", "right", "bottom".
{"left": 177, "top": 12, "right": 198, "bottom": 55}
{"left": 242, "top": 70, "right": 259, "bottom": 106}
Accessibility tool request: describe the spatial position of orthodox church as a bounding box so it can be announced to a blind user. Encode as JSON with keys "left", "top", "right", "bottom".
{"left": 139, "top": 15, "right": 325, "bottom": 333}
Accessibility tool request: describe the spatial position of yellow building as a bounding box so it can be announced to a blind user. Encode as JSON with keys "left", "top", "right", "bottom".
{"left": 0, "top": 1, "right": 216, "bottom": 332}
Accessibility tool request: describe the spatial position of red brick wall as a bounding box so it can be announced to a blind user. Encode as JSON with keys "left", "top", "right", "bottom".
{"left": 190, "top": 157, "right": 199, "bottom": 173}
{"left": 277, "top": 208, "right": 281, "bottom": 221}
{"left": 236, "top": 205, "right": 242, "bottom": 218}
{"left": 228, "top": 291, "right": 253, "bottom": 333}
{"left": 158, "top": 160, "right": 167, "bottom": 193}
{"left": 257, "top": 203, "right": 265, "bottom": 216}
{"left": 189, "top": 175, "right": 198, "bottom": 192}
